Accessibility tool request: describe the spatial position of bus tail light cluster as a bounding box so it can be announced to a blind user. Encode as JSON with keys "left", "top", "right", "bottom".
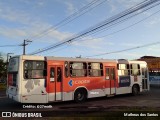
{"left": 8, "top": 74, "right": 13, "bottom": 86}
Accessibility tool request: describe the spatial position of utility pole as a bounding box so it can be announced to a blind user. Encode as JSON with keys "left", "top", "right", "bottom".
{"left": 22, "top": 39, "right": 32, "bottom": 55}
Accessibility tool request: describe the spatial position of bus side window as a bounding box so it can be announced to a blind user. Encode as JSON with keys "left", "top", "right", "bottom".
{"left": 106, "top": 68, "right": 109, "bottom": 80}
{"left": 70, "top": 62, "right": 87, "bottom": 77}
{"left": 50, "top": 68, "right": 55, "bottom": 82}
{"left": 88, "top": 63, "right": 103, "bottom": 77}
{"left": 110, "top": 68, "right": 115, "bottom": 80}
{"left": 24, "top": 60, "right": 46, "bottom": 79}
{"left": 130, "top": 64, "right": 141, "bottom": 76}
{"left": 118, "top": 64, "right": 129, "bottom": 76}
{"left": 88, "top": 63, "right": 91, "bottom": 76}
{"left": 24, "top": 70, "right": 28, "bottom": 79}
{"left": 57, "top": 67, "right": 62, "bottom": 82}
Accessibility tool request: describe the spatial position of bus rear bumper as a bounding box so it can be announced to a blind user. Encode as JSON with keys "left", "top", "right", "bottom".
{"left": 7, "top": 93, "right": 20, "bottom": 103}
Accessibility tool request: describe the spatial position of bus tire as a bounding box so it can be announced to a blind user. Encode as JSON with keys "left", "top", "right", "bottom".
{"left": 74, "top": 88, "right": 87, "bottom": 103}
{"left": 132, "top": 85, "right": 139, "bottom": 96}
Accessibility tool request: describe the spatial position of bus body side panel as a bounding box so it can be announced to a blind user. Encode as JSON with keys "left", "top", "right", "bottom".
{"left": 66, "top": 77, "right": 106, "bottom": 99}
{"left": 62, "top": 62, "right": 118, "bottom": 100}
{"left": 20, "top": 56, "right": 47, "bottom": 103}
{"left": 21, "top": 78, "right": 47, "bottom": 103}
{"left": 46, "top": 59, "right": 119, "bottom": 102}
{"left": 116, "top": 60, "right": 149, "bottom": 95}
{"left": 115, "top": 60, "right": 131, "bottom": 95}
{"left": 116, "top": 75, "right": 143, "bottom": 94}
{"left": 46, "top": 60, "right": 64, "bottom": 102}
{"left": 103, "top": 62, "right": 118, "bottom": 96}
{"left": 129, "top": 61, "right": 149, "bottom": 92}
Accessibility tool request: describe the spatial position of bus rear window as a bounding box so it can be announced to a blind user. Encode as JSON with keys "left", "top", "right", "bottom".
{"left": 24, "top": 61, "right": 46, "bottom": 79}
{"left": 8, "top": 57, "right": 19, "bottom": 72}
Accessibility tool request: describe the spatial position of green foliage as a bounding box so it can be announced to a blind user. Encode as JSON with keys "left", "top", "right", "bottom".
{"left": 0, "top": 83, "right": 6, "bottom": 90}
{"left": 0, "top": 54, "right": 7, "bottom": 82}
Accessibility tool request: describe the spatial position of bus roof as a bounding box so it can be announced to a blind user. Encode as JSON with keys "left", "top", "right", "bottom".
{"left": 11, "top": 55, "right": 146, "bottom": 64}
{"left": 46, "top": 56, "right": 116, "bottom": 63}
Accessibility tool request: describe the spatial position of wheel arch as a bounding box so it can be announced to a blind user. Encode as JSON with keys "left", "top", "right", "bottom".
{"left": 132, "top": 84, "right": 140, "bottom": 91}
{"left": 73, "top": 86, "right": 88, "bottom": 99}
{"left": 132, "top": 84, "right": 140, "bottom": 95}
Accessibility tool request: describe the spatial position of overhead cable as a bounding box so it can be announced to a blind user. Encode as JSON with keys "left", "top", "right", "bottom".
{"left": 85, "top": 41, "right": 160, "bottom": 57}
{"left": 27, "top": 0, "right": 107, "bottom": 40}
{"left": 29, "top": 0, "right": 160, "bottom": 55}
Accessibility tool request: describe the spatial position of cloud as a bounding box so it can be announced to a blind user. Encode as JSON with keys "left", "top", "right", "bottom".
{"left": 37, "top": 1, "right": 45, "bottom": 6}
{"left": 147, "top": 45, "right": 160, "bottom": 52}
{"left": 148, "top": 17, "right": 160, "bottom": 25}
{"left": 117, "top": 0, "right": 144, "bottom": 8}
{"left": 118, "top": 52, "right": 144, "bottom": 59}
{"left": 0, "top": 26, "right": 27, "bottom": 39}
{"left": 64, "top": 1, "right": 77, "bottom": 15}
{"left": 46, "top": 29, "right": 73, "bottom": 41}
{"left": 0, "top": 5, "right": 31, "bottom": 25}
{"left": 66, "top": 36, "right": 115, "bottom": 57}
{"left": 0, "top": 2, "right": 74, "bottom": 43}
{"left": 120, "top": 43, "right": 141, "bottom": 47}
{"left": 143, "top": 14, "right": 160, "bottom": 27}
{"left": 108, "top": 0, "right": 117, "bottom": 13}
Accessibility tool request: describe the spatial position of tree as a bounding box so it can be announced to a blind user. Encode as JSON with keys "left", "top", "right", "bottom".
{"left": 0, "top": 54, "right": 7, "bottom": 83}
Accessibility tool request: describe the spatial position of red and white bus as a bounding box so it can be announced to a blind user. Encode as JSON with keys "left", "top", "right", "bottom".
{"left": 6, "top": 55, "right": 149, "bottom": 103}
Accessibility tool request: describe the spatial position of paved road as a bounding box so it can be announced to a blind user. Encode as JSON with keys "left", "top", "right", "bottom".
{"left": 0, "top": 87, "right": 160, "bottom": 117}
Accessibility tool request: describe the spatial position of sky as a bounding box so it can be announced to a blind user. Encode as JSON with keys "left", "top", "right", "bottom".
{"left": 0, "top": 0, "right": 160, "bottom": 60}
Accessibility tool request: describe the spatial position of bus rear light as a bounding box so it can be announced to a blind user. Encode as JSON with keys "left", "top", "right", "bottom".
{"left": 8, "top": 74, "right": 13, "bottom": 86}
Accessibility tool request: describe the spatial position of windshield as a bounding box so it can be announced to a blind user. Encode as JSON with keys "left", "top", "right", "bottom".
{"left": 8, "top": 57, "right": 19, "bottom": 72}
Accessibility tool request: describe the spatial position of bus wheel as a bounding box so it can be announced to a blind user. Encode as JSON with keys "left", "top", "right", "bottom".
{"left": 132, "top": 85, "right": 139, "bottom": 96}
{"left": 74, "top": 89, "right": 87, "bottom": 103}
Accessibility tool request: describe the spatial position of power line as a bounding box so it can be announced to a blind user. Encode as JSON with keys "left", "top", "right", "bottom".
{"left": 39, "top": 6, "right": 160, "bottom": 55}
{"left": 35, "top": 0, "right": 160, "bottom": 54}
{"left": 78, "top": 8, "right": 160, "bottom": 42}
{"left": 41, "top": 7, "right": 160, "bottom": 57}
{"left": 72, "top": 0, "right": 160, "bottom": 40}
{"left": 27, "top": 0, "right": 107, "bottom": 40}
{"left": 85, "top": 41, "right": 160, "bottom": 58}
{"left": 69, "top": 5, "right": 160, "bottom": 43}
{"left": 0, "top": 45, "right": 21, "bottom": 47}
{"left": 29, "top": 0, "right": 160, "bottom": 55}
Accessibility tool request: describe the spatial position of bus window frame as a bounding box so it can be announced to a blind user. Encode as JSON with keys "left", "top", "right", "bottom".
{"left": 23, "top": 60, "right": 47, "bottom": 79}
{"left": 88, "top": 62, "right": 103, "bottom": 77}
{"left": 69, "top": 62, "right": 87, "bottom": 77}
{"left": 117, "top": 64, "right": 130, "bottom": 76}
{"left": 8, "top": 57, "right": 19, "bottom": 72}
{"left": 130, "top": 64, "right": 141, "bottom": 76}
{"left": 64, "top": 61, "right": 69, "bottom": 78}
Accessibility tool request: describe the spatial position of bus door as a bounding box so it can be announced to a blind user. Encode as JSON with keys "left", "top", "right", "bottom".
{"left": 48, "top": 66, "right": 63, "bottom": 101}
{"left": 142, "top": 67, "right": 148, "bottom": 90}
{"left": 105, "top": 67, "right": 116, "bottom": 95}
